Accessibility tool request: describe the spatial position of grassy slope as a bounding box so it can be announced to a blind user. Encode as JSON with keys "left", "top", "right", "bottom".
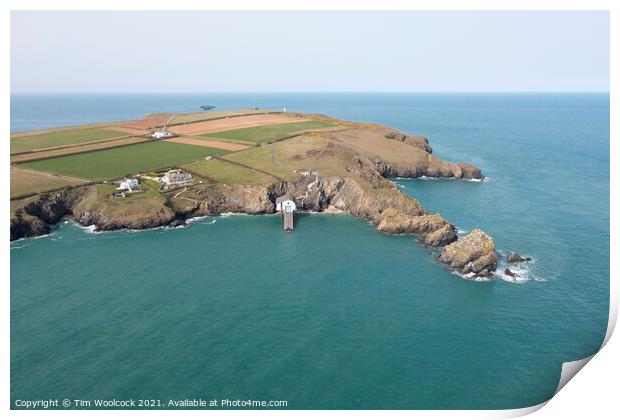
{"left": 223, "top": 146, "right": 294, "bottom": 180}
{"left": 22, "top": 141, "right": 227, "bottom": 180}
{"left": 333, "top": 128, "right": 429, "bottom": 168}
{"left": 10, "top": 128, "right": 129, "bottom": 154}
{"left": 10, "top": 167, "right": 83, "bottom": 198}
{"left": 80, "top": 183, "right": 169, "bottom": 222}
{"left": 223, "top": 134, "right": 362, "bottom": 182}
{"left": 196, "top": 121, "right": 335, "bottom": 144}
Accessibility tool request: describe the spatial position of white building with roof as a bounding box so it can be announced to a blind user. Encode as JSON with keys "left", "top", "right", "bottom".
{"left": 117, "top": 178, "right": 139, "bottom": 191}
{"left": 161, "top": 169, "right": 193, "bottom": 187}
{"left": 152, "top": 129, "right": 173, "bottom": 139}
{"left": 275, "top": 193, "right": 296, "bottom": 213}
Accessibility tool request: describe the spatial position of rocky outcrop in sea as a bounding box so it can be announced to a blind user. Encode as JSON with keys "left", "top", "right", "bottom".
{"left": 437, "top": 229, "right": 498, "bottom": 277}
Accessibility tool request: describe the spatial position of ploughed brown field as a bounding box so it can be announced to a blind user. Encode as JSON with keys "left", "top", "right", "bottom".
{"left": 120, "top": 115, "right": 172, "bottom": 130}
{"left": 168, "top": 114, "right": 310, "bottom": 135}
{"left": 164, "top": 137, "right": 250, "bottom": 151}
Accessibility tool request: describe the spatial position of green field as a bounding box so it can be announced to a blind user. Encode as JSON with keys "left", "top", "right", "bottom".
{"left": 183, "top": 158, "right": 278, "bottom": 185}
{"left": 11, "top": 128, "right": 129, "bottom": 154}
{"left": 195, "top": 121, "right": 335, "bottom": 144}
{"left": 22, "top": 141, "right": 227, "bottom": 180}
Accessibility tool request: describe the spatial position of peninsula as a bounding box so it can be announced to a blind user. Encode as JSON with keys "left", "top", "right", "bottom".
{"left": 10, "top": 109, "right": 498, "bottom": 278}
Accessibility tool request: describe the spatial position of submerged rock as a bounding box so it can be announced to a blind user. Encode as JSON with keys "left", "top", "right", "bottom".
{"left": 437, "top": 229, "right": 498, "bottom": 277}
{"left": 506, "top": 252, "right": 531, "bottom": 264}
{"left": 504, "top": 268, "right": 520, "bottom": 279}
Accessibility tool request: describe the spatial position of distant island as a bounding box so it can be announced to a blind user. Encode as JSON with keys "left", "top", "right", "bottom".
{"left": 10, "top": 109, "right": 498, "bottom": 278}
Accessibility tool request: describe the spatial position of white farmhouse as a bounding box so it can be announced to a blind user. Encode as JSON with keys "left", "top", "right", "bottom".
{"left": 117, "top": 178, "right": 139, "bottom": 191}
{"left": 275, "top": 193, "right": 296, "bottom": 212}
{"left": 152, "top": 129, "right": 173, "bottom": 139}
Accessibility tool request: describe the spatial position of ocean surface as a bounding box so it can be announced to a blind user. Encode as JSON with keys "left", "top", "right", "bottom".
{"left": 10, "top": 93, "right": 610, "bottom": 409}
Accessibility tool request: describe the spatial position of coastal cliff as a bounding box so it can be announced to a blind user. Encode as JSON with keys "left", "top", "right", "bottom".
{"left": 11, "top": 172, "right": 496, "bottom": 277}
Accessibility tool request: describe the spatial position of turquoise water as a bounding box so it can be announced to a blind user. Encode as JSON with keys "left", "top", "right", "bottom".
{"left": 10, "top": 93, "right": 609, "bottom": 409}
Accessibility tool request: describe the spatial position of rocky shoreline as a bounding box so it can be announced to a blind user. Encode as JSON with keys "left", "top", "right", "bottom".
{"left": 11, "top": 171, "right": 497, "bottom": 279}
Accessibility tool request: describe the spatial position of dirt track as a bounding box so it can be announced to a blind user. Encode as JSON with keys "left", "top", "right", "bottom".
{"left": 106, "top": 126, "right": 149, "bottom": 135}
{"left": 168, "top": 114, "right": 310, "bottom": 135}
{"left": 164, "top": 137, "right": 250, "bottom": 151}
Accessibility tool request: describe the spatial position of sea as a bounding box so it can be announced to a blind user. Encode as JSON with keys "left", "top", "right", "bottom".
{"left": 10, "top": 93, "right": 610, "bottom": 409}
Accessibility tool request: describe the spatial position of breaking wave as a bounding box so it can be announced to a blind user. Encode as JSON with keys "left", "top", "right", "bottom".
{"left": 495, "top": 250, "right": 545, "bottom": 283}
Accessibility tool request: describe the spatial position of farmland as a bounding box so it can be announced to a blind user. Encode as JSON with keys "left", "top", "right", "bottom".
{"left": 119, "top": 114, "right": 172, "bottom": 130}
{"left": 9, "top": 111, "right": 341, "bottom": 200}
{"left": 164, "top": 137, "right": 249, "bottom": 151}
{"left": 183, "top": 158, "right": 278, "bottom": 185}
{"left": 169, "top": 109, "right": 275, "bottom": 125}
{"left": 168, "top": 113, "right": 310, "bottom": 136}
{"left": 11, "top": 137, "right": 151, "bottom": 164}
{"left": 196, "top": 121, "right": 335, "bottom": 144}
{"left": 11, "top": 127, "right": 128, "bottom": 154}
{"left": 21, "top": 141, "right": 228, "bottom": 180}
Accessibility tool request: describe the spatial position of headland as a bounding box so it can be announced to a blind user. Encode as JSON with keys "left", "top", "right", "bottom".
{"left": 10, "top": 109, "right": 498, "bottom": 277}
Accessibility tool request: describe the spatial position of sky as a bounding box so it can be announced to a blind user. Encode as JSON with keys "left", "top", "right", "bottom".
{"left": 10, "top": 11, "right": 610, "bottom": 93}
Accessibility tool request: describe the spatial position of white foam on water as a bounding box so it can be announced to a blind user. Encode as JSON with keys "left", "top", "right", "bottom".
{"left": 185, "top": 215, "right": 215, "bottom": 225}
{"left": 321, "top": 208, "right": 345, "bottom": 214}
{"left": 454, "top": 271, "right": 492, "bottom": 282}
{"left": 127, "top": 226, "right": 169, "bottom": 233}
{"left": 496, "top": 265, "right": 532, "bottom": 283}
{"left": 220, "top": 212, "right": 247, "bottom": 217}
{"left": 82, "top": 225, "right": 98, "bottom": 234}
{"left": 456, "top": 227, "right": 469, "bottom": 235}
{"left": 494, "top": 250, "right": 544, "bottom": 283}
{"left": 395, "top": 176, "right": 485, "bottom": 183}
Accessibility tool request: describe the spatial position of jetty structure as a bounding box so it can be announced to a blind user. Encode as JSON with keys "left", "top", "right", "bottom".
{"left": 275, "top": 193, "right": 296, "bottom": 231}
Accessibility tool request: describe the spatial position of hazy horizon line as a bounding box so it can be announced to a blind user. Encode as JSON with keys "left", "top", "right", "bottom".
{"left": 11, "top": 90, "right": 611, "bottom": 95}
